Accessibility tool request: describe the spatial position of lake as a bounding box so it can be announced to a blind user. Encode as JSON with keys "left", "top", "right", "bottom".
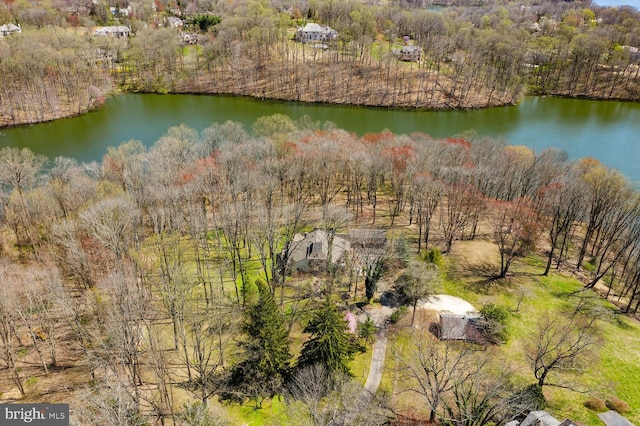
{"left": 1, "top": 94, "right": 639, "bottom": 182}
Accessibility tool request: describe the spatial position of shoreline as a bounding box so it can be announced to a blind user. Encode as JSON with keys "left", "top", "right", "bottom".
{"left": 2, "top": 88, "right": 640, "bottom": 130}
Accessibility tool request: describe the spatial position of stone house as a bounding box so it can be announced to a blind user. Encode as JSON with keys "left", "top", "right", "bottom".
{"left": 401, "top": 45, "right": 422, "bottom": 62}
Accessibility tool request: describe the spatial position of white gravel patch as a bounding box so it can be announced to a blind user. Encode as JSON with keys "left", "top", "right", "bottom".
{"left": 418, "top": 294, "right": 477, "bottom": 315}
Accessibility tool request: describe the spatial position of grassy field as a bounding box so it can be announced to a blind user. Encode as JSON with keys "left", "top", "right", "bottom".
{"left": 382, "top": 238, "right": 640, "bottom": 424}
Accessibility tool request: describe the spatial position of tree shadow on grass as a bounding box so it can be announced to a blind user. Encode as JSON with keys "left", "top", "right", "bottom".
{"left": 452, "top": 260, "right": 513, "bottom": 294}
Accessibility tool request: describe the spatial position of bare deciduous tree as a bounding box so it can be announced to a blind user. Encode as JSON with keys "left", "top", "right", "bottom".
{"left": 524, "top": 312, "right": 601, "bottom": 389}
{"left": 394, "top": 330, "right": 477, "bottom": 423}
{"left": 286, "top": 364, "right": 391, "bottom": 426}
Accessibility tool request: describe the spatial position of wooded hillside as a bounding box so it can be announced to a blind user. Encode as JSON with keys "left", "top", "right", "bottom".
{"left": 1, "top": 0, "right": 640, "bottom": 126}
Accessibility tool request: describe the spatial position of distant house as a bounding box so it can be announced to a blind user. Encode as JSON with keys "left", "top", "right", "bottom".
{"left": 93, "top": 26, "right": 131, "bottom": 37}
{"left": 401, "top": 45, "right": 422, "bottom": 62}
{"left": 286, "top": 228, "right": 350, "bottom": 273}
{"left": 109, "top": 6, "right": 130, "bottom": 17}
{"left": 295, "top": 23, "right": 338, "bottom": 43}
{"left": 438, "top": 312, "right": 485, "bottom": 343}
{"left": 179, "top": 32, "right": 197, "bottom": 45}
{"left": 622, "top": 46, "right": 640, "bottom": 63}
{"left": 0, "top": 23, "right": 21, "bottom": 37}
{"left": 166, "top": 17, "right": 183, "bottom": 29}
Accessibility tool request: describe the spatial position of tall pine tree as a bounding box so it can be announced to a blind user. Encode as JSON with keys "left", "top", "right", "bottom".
{"left": 296, "top": 298, "right": 360, "bottom": 377}
{"left": 218, "top": 281, "right": 291, "bottom": 407}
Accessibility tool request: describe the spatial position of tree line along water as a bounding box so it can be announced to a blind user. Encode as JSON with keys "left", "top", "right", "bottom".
{"left": 1, "top": 94, "right": 639, "bottom": 182}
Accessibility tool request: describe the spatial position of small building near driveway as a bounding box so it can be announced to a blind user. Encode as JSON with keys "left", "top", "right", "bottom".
{"left": 438, "top": 312, "right": 485, "bottom": 344}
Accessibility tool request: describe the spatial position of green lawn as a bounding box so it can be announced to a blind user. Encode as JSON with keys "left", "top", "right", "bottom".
{"left": 140, "top": 230, "right": 640, "bottom": 424}
{"left": 381, "top": 245, "right": 640, "bottom": 424}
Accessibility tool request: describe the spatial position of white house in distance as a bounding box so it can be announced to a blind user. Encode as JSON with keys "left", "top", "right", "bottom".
{"left": 0, "top": 23, "right": 21, "bottom": 37}
{"left": 295, "top": 23, "right": 338, "bottom": 43}
{"left": 401, "top": 45, "right": 422, "bottom": 62}
{"left": 93, "top": 26, "right": 131, "bottom": 37}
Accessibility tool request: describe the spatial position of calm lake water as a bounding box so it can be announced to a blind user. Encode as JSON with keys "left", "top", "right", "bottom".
{"left": 1, "top": 94, "right": 639, "bottom": 182}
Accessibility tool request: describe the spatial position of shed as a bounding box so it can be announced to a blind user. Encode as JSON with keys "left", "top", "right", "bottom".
{"left": 438, "top": 312, "right": 485, "bottom": 343}
{"left": 598, "top": 411, "right": 634, "bottom": 426}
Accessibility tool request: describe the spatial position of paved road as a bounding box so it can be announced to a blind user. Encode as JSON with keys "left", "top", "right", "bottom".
{"left": 362, "top": 329, "right": 388, "bottom": 398}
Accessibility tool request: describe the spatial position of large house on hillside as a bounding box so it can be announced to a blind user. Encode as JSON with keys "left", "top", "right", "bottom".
{"left": 401, "top": 45, "right": 422, "bottom": 62}
{"left": 295, "top": 23, "right": 338, "bottom": 43}
{"left": 93, "top": 26, "right": 131, "bottom": 37}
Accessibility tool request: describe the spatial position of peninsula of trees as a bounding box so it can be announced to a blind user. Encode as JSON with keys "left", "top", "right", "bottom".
{"left": 1, "top": 116, "right": 640, "bottom": 424}
{"left": 1, "top": 0, "right": 640, "bottom": 127}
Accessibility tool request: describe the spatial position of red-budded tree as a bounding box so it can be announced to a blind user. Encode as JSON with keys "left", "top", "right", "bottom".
{"left": 491, "top": 197, "right": 541, "bottom": 278}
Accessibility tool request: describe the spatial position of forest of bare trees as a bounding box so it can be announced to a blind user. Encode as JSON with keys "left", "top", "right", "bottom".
{"left": 1, "top": 0, "right": 640, "bottom": 423}
{"left": 0, "top": 114, "right": 639, "bottom": 423}
{"left": 2, "top": 0, "right": 640, "bottom": 126}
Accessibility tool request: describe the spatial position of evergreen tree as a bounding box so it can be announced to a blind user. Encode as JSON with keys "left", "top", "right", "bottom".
{"left": 364, "top": 256, "right": 385, "bottom": 303}
{"left": 218, "top": 281, "right": 291, "bottom": 407}
{"left": 296, "top": 299, "right": 359, "bottom": 377}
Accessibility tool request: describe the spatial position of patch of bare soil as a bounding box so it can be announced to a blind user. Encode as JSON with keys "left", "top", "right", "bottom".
{"left": 418, "top": 295, "right": 477, "bottom": 315}
{"left": 447, "top": 239, "right": 504, "bottom": 288}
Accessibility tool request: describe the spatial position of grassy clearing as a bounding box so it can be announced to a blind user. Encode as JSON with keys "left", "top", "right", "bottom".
{"left": 224, "top": 397, "right": 288, "bottom": 425}
{"left": 381, "top": 239, "right": 640, "bottom": 424}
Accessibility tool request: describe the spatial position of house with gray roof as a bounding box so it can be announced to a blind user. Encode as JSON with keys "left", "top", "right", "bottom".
{"left": 520, "top": 411, "right": 561, "bottom": 426}
{"left": 286, "top": 228, "right": 350, "bottom": 273}
{"left": 438, "top": 312, "right": 485, "bottom": 344}
{"left": 507, "top": 411, "right": 580, "bottom": 426}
